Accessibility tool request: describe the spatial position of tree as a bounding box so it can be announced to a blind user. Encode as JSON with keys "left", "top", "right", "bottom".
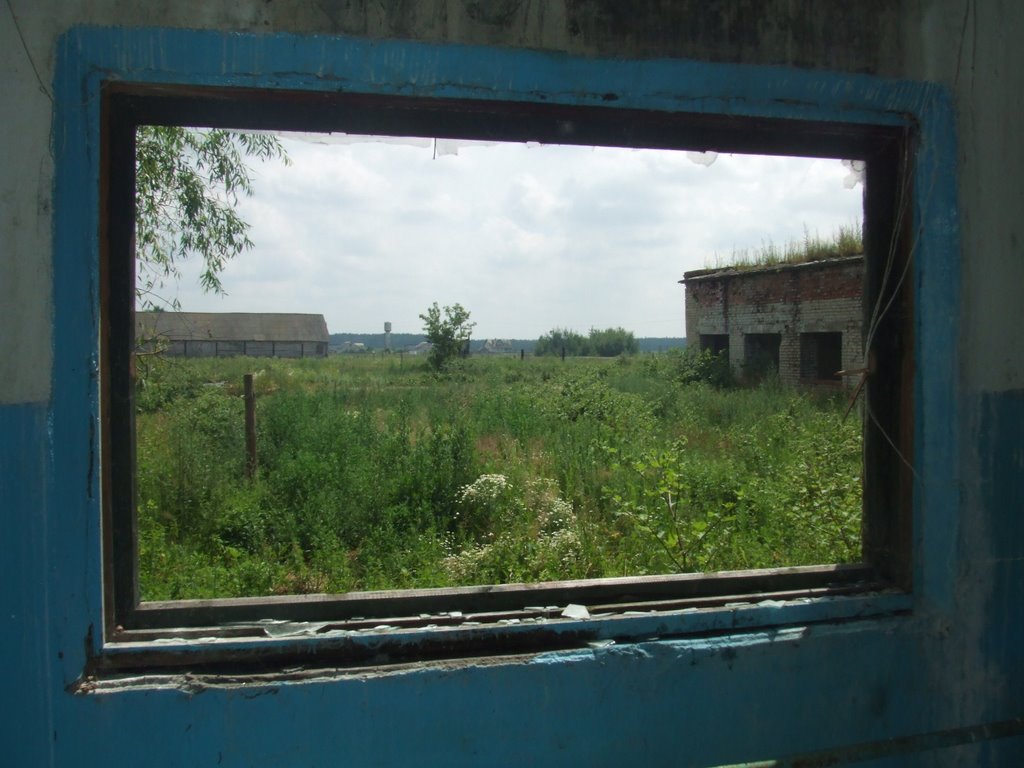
{"left": 134, "top": 126, "right": 289, "bottom": 307}
{"left": 535, "top": 327, "right": 591, "bottom": 357}
{"left": 535, "top": 326, "right": 638, "bottom": 357}
{"left": 588, "top": 327, "right": 638, "bottom": 357}
{"left": 420, "top": 302, "right": 476, "bottom": 371}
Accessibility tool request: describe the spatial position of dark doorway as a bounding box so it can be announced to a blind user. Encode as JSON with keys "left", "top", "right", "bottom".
{"left": 801, "top": 332, "right": 843, "bottom": 382}
{"left": 744, "top": 333, "right": 781, "bottom": 381}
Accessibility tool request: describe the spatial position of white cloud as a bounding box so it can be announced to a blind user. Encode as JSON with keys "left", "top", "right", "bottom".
{"left": 165, "top": 137, "right": 862, "bottom": 338}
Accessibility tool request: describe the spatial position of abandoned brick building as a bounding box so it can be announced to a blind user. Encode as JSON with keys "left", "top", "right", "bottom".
{"left": 136, "top": 311, "right": 329, "bottom": 358}
{"left": 682, "top": 255, "right": 863, "bottom": 387}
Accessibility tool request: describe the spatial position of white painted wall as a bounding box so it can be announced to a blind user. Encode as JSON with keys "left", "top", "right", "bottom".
{"left": 1, "top": 6, "right": 56, "bottom": 403}
{"left": 903, "top": 0, "right": 1024, "bottom": 392}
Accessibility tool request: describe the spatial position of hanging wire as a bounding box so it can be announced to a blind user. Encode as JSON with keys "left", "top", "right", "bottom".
{"left": 848, "top": 92, "right": 950, "bottom": 487}
{"left": 5, "top": 0, "right": 53, "bottom": 104}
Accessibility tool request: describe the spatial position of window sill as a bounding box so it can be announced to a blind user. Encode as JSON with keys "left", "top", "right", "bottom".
{"left": 80, "top": 576, "right": 911, "bottom": 687}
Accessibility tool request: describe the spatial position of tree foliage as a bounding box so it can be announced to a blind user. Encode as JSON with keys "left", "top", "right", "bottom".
{"left": 135, "top": 126, "right": 289, "bottom": 307}
{"left": 589, "top": 327, "right": 639, "bottom": 357}
{"left": 534, "top": 328, "right": 589, "bottom": 357}
{"left": 419, "top": 302, "right": 476, "bottom": 371}
{"left": 640, "top": 347, "right": 733, "bottom": 388}
{"left": 535, "top": 326, "right": 638, "bottom": 357}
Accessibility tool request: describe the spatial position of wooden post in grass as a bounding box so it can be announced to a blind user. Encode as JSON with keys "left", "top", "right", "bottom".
{"left": 244, "top": 373, "right": 257, "bottom": 480}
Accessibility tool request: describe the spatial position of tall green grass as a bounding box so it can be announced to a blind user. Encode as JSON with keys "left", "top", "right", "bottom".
{"left": 136, "top": 352, "right": 862, "bottom": 599}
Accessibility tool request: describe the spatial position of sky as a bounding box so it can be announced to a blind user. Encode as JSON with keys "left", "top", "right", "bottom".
{"left": 166, "top": 133, "right": 864, "bottom": 340}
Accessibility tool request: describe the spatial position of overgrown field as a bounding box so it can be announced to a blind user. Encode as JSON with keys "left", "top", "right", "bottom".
{"left": 135, "top": 352, "right": 862, "bottom": 600}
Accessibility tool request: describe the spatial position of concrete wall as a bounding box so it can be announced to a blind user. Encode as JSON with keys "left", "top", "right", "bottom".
{"left": 2, "top": 2, "right": 1023, "bottom": 766}
{"left": 685, "top": 259, "right": 863, "bottom": 386}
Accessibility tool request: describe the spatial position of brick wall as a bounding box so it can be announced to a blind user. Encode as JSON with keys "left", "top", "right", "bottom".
{"left": 683, "top": 257, "right": 863, "bottom": 387}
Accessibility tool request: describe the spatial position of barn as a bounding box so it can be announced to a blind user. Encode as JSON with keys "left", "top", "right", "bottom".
{"left": 136, "top": 311, "right": 329, "bottom": 358}
{"left": 681, "top": 255, "right": 863, "bottom": 388}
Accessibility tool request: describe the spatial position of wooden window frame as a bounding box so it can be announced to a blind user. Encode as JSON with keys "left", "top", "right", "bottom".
{"left": 98, "top": 82, "right": 913, "bottom": 674}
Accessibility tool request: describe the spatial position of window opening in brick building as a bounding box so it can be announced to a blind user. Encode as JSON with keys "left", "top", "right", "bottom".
{"left": 801, "top": 332, "right": 844, "bottom": 383}
{"left": 102, "top": 86, "right": 912, "bottom": 639}
{"left": 744, "top": 333, "right": 782, "bottom": 380}
{"left": 700, "top": 334, "right": 730, "bottom": 356}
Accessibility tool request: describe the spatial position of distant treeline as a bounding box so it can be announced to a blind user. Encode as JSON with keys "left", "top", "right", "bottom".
{"left": 330, "top": 332, "right": 685, "bottom": 354}
{"left": 635, "top": 337, "right": 687, "bottom": 352}
{"left": 536, "top": 327, "right": 643, "bottom": 357}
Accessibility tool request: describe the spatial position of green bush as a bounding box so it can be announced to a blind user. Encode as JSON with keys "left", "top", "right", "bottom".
{"left": 645, "top": 347, "right": 733, "bottom": 388}
{"left": 443, "top": 476, "right": 589, "bottom": 584}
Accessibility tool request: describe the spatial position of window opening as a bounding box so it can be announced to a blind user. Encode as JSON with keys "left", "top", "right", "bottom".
{"left": 801, "top": 332, "right": 844, "bottom": 382}
{"left": 101, "top": 85, "right": 913, "bottom": 641}
{"left": 700, "top": 334, "right": 730, "bottom": 356}
{"left": 744, "top": 333, "right": 782, "bottom": 380}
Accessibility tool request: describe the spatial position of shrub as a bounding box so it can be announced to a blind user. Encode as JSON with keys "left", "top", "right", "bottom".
{"left": 650, "top": 347, "right": 733, "bottom": 387}
{"left": 420, "top": 302, "right": 475, "bottom": 371}
{"left": 443, "top": 476, "right": 588, "bottom": 583}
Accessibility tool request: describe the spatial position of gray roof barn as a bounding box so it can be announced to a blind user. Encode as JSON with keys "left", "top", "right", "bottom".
{"left": 136, "top": 312, "right": 329, "bottom": 358}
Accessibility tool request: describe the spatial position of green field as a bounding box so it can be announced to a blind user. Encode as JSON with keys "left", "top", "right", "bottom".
{"left": 135, "top": 352, "right": 862, "bottom": 601}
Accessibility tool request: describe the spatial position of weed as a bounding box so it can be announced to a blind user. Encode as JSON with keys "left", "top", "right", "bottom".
{"left": 135, "top": 353, "right": 861, "bottom": 598}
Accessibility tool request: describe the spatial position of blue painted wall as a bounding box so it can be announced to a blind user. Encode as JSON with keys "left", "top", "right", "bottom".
{"left": 1, "top": 22, "right": 1022, "bottom": 766}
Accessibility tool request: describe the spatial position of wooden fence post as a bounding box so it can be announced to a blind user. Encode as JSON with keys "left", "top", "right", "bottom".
{"left": 244, "top": 373, "right": 257, "bottom": 480}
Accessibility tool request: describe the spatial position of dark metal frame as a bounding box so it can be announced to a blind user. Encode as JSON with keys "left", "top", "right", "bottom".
{"left": 101, "top": 83, "right": 914, "bottom": 661}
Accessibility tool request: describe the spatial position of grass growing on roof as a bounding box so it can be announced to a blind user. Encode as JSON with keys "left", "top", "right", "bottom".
{"left": 708, "top": 222, "right": 863, "bottom": 271}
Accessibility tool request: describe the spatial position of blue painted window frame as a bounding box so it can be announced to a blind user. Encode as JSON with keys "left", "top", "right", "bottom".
{"left": 52, "top": 26, "right": 959, "bottom": 674}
